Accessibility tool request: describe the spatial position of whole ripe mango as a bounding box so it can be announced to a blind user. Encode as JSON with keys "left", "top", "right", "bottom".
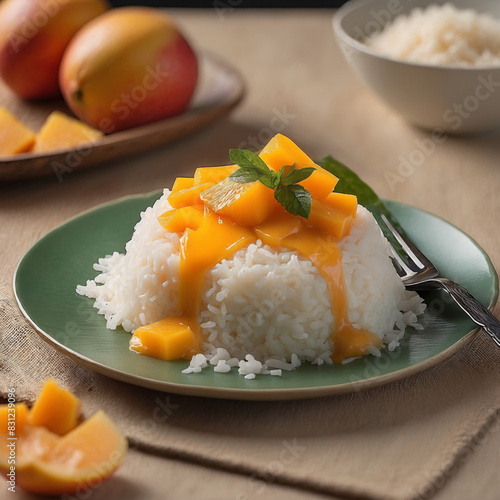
{"left": 0, "top": 0, "right": 109, "bottom": 99}
{"left": 59, "top": 7, "right": 198, "bottom": 133}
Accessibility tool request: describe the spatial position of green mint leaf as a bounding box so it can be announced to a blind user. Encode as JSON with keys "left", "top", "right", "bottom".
{"left": 229, "top": 167, "right": 263, "bottom": 183}
{"left": 276, "top": 166, "right": 285, "bottom": 186}
{"left": 259, "top": 172, "right": 278, "bottom": 189}
{"left": 229, "top": 149, "right": 271, "bottom": 175}
{"left": 274, "top": 184, "right": 312, "bottom": 219}
{"left": 282, "top": 166, "right": 315, "bottom": 185}
{"left": 226, "top": 148, "right": 315, "bottom": 219}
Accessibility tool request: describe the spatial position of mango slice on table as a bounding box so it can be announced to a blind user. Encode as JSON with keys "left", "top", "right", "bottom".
{"left": 259, "top": 133, "right": 339, "bottom": 200}
{"left": 33, "top": 111, "right": 103, "bottom": 152}
{"left": 0, "top": 379, "right": 127, "bottom": 495}
{"left": 28, "top": 378, "right": 81, "bottom": 435}
{"left": 0, "top": 107, "right": 36, "bottom": 155}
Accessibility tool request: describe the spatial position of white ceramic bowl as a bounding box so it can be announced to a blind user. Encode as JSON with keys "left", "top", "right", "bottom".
{"left": 333, "top": 0, "right": 500, "bottom": 135}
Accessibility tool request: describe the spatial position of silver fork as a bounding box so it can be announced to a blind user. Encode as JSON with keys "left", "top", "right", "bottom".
{"left": 381, "top": 214, "right": 500, "bottom": 347}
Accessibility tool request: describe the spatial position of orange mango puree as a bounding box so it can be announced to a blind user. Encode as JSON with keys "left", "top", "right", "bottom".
{"left": 130, "top": 134, "right": 382, "bottom": 364}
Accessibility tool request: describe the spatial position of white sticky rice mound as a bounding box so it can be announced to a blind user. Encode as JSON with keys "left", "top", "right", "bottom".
{"left": 77, "top": 189, "right": 426, "bottom": 374}
{"left": 367, "top": 4, "right": 500, "bottom": 67}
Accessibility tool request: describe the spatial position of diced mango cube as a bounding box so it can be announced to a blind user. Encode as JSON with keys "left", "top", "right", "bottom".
{"left": 324, "top": 192, "right": 358, "bottom": 217}
{"left": 158, "top": 206, "right": 205, "bottom": 233}
{"left": 0, "top": 107, "right": 35, "bottom": 155}
{"left": 307, "top": 198, "right": 355, "bottom": 240}
{"left": 168, "top": 182, "right": 214, "bottom": 208}
{"left": 200, "top": 177, "right": 278, "bottom": 226}
{"left": 33, "top": 111, "right": 103, "bottom": 153}
{"left": 130, "top": 317, "right": 199, "bottom": 361}
{"left": 28, "top": 378, "right": 81, "bottom": 435}
{"left": 193, "top": 165, "right": 238, "bottom": 186}
{"left": 259, "top": 134, "right": 338, "bottom": 200}
{"left": 171, "top": 177, "right": 195, "bottom": 195}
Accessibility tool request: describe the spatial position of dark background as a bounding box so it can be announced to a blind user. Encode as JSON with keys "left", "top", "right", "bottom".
{"left": 109, "top": 1, "right": 349, "bottom": 7}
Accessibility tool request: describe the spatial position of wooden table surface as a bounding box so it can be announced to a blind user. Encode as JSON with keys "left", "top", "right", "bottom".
{"left": 2, "top": 9, "right": 500, "bottom": 500}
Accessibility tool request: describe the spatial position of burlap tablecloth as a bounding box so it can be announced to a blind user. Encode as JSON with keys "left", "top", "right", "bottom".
{"left": 1, "top": 10, "right": 500, "bottom": 500}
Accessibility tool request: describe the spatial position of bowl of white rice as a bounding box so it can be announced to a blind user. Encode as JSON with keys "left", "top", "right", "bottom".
{"left": 333, "top": 0, "right": 500, "bottom": 134}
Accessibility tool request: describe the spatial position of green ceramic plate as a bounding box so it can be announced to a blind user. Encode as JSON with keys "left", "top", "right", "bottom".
{"left": 14, "top": 192, "right": 499, "bottom": 400}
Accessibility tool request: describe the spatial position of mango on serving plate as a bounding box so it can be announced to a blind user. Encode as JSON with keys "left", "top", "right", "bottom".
{"left": 60, "top": 7, "right": 198, "bottom": 132}
{"left": 34, "top": 111, "right": 103, "bottom": 153}
{"left": 0, "top": 107, "right": 35, "bottom": 155}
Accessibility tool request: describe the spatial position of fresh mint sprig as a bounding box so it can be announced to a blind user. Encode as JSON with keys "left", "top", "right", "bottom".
{"left": 228, "top": 148, "right": 315, "bottom": 219}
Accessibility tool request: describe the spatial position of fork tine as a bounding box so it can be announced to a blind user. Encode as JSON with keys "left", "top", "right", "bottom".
{"left": 381, "top": 214, "right": 432, "bottom": 270}
{"left": 387, "top": 244, "right": 415, "bottom": 277}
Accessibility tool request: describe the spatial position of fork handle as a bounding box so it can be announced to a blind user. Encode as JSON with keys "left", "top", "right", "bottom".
{"left": 433, "top": 278, "right": 500, "bottom": 347}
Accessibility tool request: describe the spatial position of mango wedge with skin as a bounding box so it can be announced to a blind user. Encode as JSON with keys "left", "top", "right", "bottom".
{"left": 0, "top": 379, "right": 127, "bottom": 495}
{"left": 0, "top": 411, "right": 127, "bottom": 495}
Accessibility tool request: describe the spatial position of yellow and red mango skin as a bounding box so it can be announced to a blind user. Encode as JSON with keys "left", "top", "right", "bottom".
{"left": 0, "top": 0, "right": 109, "bottom": 99}
{"left": 60, "top": 7, "right": 198, "bottom": 132}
